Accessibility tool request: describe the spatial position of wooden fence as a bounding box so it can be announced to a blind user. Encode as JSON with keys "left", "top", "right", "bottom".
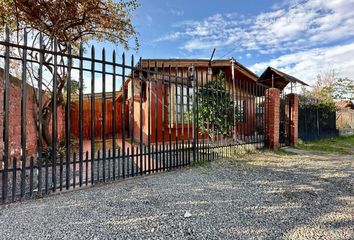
{"left": 70, "top": 97, "right": 129, "bottom": 139}
{"left": 337, "top": 109, "right": 354, "bottom": 129}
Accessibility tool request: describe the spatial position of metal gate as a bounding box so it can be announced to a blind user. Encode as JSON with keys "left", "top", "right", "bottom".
{"left": 1, "top": 27, "right": 268, "bottom": 204}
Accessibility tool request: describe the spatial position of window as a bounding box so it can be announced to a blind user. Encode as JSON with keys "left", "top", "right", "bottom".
{"left": 168, "top": 84, "right": 194, "bottom": 125}
{"left": 235, "top": 100, "right": 246, "bottom": 122}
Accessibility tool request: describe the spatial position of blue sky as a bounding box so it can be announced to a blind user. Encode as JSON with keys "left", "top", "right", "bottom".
{"left": 90, "top": 0, "right": 354, "bottom": 91}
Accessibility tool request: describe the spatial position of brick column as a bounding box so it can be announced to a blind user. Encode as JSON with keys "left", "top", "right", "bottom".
{"left": 265, "top": 88, "right": 280, "bottom": 150}
{"left": 285, "top": 93, "right": 299, "bottom": 146}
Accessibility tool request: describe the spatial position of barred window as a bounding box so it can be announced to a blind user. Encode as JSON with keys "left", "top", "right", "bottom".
{"left": 235, "top": 100, "right": 246, "bottom": 122}
{"left": 168, "top": 84, "right": 193, "bottom": 125}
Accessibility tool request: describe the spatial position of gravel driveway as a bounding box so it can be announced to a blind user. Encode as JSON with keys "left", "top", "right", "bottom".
{"left": 0, "top": 149, "right": 353, "bottom": 240}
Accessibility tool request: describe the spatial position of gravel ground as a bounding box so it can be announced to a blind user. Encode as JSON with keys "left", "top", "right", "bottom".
{"left": 0, "top": 149, "right": 353, "bottom": 240}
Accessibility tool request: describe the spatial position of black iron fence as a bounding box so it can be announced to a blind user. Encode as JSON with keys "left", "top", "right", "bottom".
{"left": 1, "top": 27, "right": 267, "bottom": 204}
{"left": 299, "top": 107, "right": 336, "bottom": 141}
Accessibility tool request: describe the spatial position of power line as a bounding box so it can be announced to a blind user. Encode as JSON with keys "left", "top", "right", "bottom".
{"left": 218, "top": 0, "right": 309, "bottom": 59}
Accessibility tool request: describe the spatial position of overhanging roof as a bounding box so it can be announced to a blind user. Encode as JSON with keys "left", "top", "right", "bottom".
{"left": 138, "top": 58, "right": 259, "bottom": 82}
{"left": 257, "top": 67, "right": 309, "bottom": 90}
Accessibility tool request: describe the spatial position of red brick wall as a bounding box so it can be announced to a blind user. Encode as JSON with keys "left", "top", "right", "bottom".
{"left": 0, "top": 71, "right": 65, "bottom": 167}
{"left": 285, "top": 93, "right": 299, "bottom": 146}
{"left": 265, "top": 88, "right": 280, "bottom": 149}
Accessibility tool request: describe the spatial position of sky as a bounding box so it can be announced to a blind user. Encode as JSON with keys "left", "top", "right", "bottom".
{"left": 97, "top": 0, "right": 354, "bottom": 87}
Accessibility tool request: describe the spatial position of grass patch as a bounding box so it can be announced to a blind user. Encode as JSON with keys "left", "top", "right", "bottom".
{"left": 297, "top": 135, "right": 354, "bottom": 155}
{"left": 193, "top": 160, "right": 210, "bottom": 168}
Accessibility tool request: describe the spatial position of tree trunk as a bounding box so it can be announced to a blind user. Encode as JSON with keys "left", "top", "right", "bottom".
{"left": 42, "top": 106, "right": 52, "bottom": 148}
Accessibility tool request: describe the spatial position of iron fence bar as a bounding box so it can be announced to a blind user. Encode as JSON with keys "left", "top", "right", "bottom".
{"left": 174, "top": 66, "right": 179, "bottom": 168}
{"left": 112, "top": 51, "right": 117, "bottom": 180}
{"left": 37, "top": 32, "right": 44, "bottom": 179}
{"left": 236, "top": 79, "right": 240, "bottom": 143}
{"left": 79, "top": 43, "right": 84, "bottom": 187}
{"left": 246, "top": 81, "right": 250, "bottom": 144}
{"left": 224, "top": 75, "right": 228, "bottom": 157}
{"left": 154, "top": 62, "right": 159, "bottom": 173}
{"left": 108, "top": 149, "right": 111, "bottom": 180}
{"left": 181, "top": 68, "right": 185, "bottom": 166}
{"left": 195, "top": 70, "right": 199, "bottom": 162}
{"left": 121, "top": 53, "right": 126, "bottom": 179}
{"left": 2, "top": 27, "right": 10, "bottom": 203}
{"left": 102, "top": 48, "right": 107, "bottom": 182}
{"left": 255, "top": 84, "right": 258, "bottom": 146}
{"left": 20, "top": 29, "right": 28, "bottom": 198}
{"left": 147, "top": 60, "right": 151, "bottom": 174}
{"left": 59, "top": 154, "right": 63, "bottom": 191}
{"left": 90, "top": 46, "right": 95, "bottom": 185}
{"left": 254, "top": 83, "right": 257, "bottom": 144}
{"left": 130, "top": 55, "right": 134, "bottom": 177}
{"left": 139, "top": 58, "right": 143, "bottom": 175}
{"left": 117, "top": 149, "right": 121, "bottom": 178}
{"left": 241, "top": 80, "right": 245, "bottom": 143}
{"left": 97, "top": 150, "right": 100, "bottom": 182}
{"left": 201, "top": 71, "right": 205, "bottom": 161}
{"left": 168, "top": 65, "right": 172, "bottom": 171}
{"left": 73, "top": 152, "right": 76, "bottom": 188}
{"left": 12, "top": 158, "right": 17, "bottom": 201}
{"left": 126, "top": 147, "right": 130, "bottom": 177}
{"left": 52, "top": 38, "right": 58, "bottom": 192}
{"left": 192, "top": 65, "right": 197, "bottom": 164}
{"left": 29, "top": 156, "right": 34, "bottom": 197}
{"left": 37, "top": 156, "right": 43, "bottom": 197}
{"left": 251, "top": 82, "right": 255, "bottom": 144}
{"left": 85, "top": 151, "right": 89, "bottom": 185}
{"left": 162, "top": 64, "right": 166, "bottom": 172}
{"left": 66, "top": 42, "right": 72, "bottom": 189}
{"left": 144, "top": 145, "right": 147, "bottom": 174}
{"left": 187, "top": 66, "right": 191, "bottom": 165}
{"left": 79, "top": 149, "right": 83, "bottom": 187}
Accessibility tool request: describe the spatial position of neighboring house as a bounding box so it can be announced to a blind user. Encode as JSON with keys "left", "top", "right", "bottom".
{"left": 335, "top": 100, "right": 354, "bottom": 110}
{"left": 336, "top": 100, "right": 354, "bottom": 129}
{"left": 125, "top": 59, "right": 261, "bottom": 144}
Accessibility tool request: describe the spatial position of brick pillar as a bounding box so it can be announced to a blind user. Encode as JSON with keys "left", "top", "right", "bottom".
{"left": 285, "top": 93, "right": 299, "bottom": 146}
{"left": 265, "top": 88, "right": 280, "bottom": 150}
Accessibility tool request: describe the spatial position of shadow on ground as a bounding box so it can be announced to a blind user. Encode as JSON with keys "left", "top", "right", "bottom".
{"left": 0, "top": 149, "right": 353, "bottom": 239}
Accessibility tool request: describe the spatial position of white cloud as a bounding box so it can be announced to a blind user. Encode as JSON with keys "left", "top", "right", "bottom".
{"left": 250, "top": 42, "right": 354, "bottom": 85}
{"left": 155, "top": 0, "right": 354, "bottom": 54}
{"left": 152, "top": 0, "right": 354, "bottom": 84}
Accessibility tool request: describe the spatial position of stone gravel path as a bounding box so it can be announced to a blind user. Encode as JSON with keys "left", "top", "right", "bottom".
{"left": 0, "top": 149, "right": 353, "bottom": 239}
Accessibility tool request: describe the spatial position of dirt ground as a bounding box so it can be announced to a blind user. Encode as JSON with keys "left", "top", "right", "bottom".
{"left": 0, "top": 149, "right": 353, "bottom": 239}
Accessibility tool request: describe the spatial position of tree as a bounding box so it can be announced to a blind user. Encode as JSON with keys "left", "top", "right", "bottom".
{"left": 300, "top": 69, "right": 354, "bottom": 110}
{"left": 333, "top": 78, "right": 354, "bottom": 101}
{"left": 190, "top": 71, "right": 234, "bottom": 141}
{"left": 0, "top": 0, "right": 139, "bottom": 147}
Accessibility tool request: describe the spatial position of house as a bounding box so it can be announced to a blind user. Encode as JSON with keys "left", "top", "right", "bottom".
{"left": 124, "top": 58, "right": 262, "bottom": 145}
{"left": 335, "top": 100, "right": 354, "bottom": 110}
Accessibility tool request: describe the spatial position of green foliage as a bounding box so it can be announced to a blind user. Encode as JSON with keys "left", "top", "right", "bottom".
{"left": 334, "top": 78, "right": 354, "bottom": 101}
{"left": 300, "top": 70, "right": 354, "bottom": 112}
{"left": 297, "top": 135, "right": 354, "bottom": 155}
{"left": 188, "top": 71, "right": 234, "bottom": 141}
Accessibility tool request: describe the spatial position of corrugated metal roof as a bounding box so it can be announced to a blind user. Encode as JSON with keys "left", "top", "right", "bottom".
{"left": 257, "top": 67, "right": 309, "bottom": 90}
{"left": 335, "top": 100, "right": 354, "bottom": 110}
